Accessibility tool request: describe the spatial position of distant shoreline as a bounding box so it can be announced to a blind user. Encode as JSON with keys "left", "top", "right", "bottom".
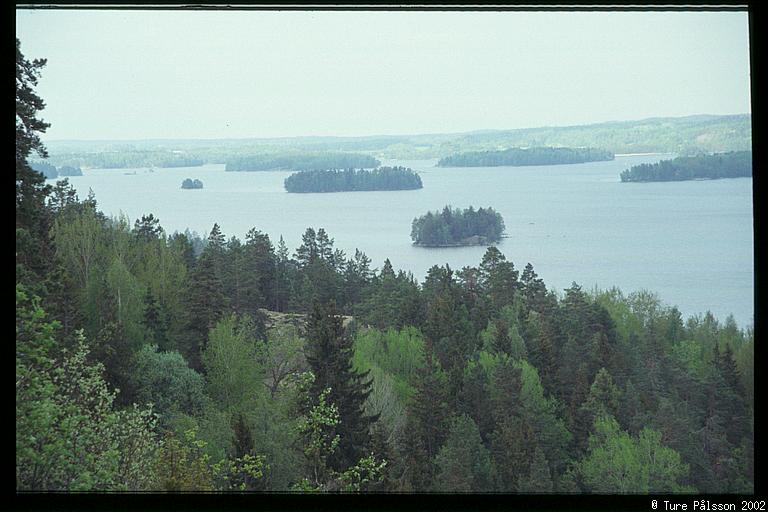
{"left": 614, "top": 152, "right": 666, "bottom": 157}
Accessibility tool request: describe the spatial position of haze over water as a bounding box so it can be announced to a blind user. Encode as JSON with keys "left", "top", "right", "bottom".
{"left": 55, "top": 154, "right": 754, "bottom": 328}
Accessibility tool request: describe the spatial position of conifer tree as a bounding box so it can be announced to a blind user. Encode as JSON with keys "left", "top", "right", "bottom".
{"left": 304, "top": 299, "right": 379, "bottom": 471}
{"left": 181, "top": 252, "right": 226, "bottom": 371}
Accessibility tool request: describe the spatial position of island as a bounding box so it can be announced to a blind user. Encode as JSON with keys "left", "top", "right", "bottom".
{"left": 181, "top": 178, "right": 204, "bottom": 189}
{"left": 620, "top": 151, "right": 752, "bottom": 182}
{"left": 57, "top": 165, "right": 83, "bottom": 177}
{"left": 411, "top": 206, "right": 505, "bottom": 247}
{"left": 225, "top": 151, "right": 380, "bottom": 172}
{"left": 437, "top": 146, "right": 614, "bottom": 167}
{"left": 30, "top": 161, "right": 82, "bottom": 179}
{"left": 284, "top": 166, "right": 422, "bottom": 193}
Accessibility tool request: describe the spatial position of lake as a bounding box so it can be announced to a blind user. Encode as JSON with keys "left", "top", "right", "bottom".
{"left": 53, "top": 155, "right": 754, "bottom": 328}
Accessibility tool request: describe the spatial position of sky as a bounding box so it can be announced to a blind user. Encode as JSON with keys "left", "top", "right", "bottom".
{"left": 16, "top": 8, "right": 751, "bottom": 141}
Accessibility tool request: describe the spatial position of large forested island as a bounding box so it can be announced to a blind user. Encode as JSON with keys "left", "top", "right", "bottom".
{"left": 225, "top": 151, "right": 380, "bottom": 172}
{"left": 437, "top": 147, "right": 614, "bottom": 167}
{"left": 620, "top": 151, "right": 752, "bottom": 182}
{"left": 284, "top": 166, "right": 422, "bottom": 193}
{"left": 411, "top": 206, "right": 505, "bottom": 247}
{"left": 16, "top": 39, "right": 754, "bottom": 495}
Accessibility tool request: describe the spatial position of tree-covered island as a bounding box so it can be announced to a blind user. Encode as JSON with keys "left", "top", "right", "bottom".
{"left": 620, "top": 151, "right": 752, "bottom": 182}
{"left": 30, "top": 161, "right": 83, "bottom": 179}
{"left": 181, "top": 178, "right": 204, "bottom": 189}
{"left": 411, "top": 206, "right": 505, "bottom": 247}
{"left": 284, "top": 166, "right": 422, "bottom": 193}
{"left": 438, "top": 147, "right": 614, "bottom": 167}
{"left": 226, "top": 151, "right": 380, "bottom": 172}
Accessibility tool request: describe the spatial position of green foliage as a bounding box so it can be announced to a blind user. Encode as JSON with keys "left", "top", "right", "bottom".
{"left": 291, "top": 376, "right": 387, "bottom": 492}
{"left": 577, "top": 415, "right": 694, "bottom": 493}
{"left": 155, "top": 428, "right": 215, "bottom": 491}
{"left": 352, "top": 326, "right": 426, "bottom": 401}
{"left": 284, "top": 166, "right": 422, "bottom": 193}
{"left": 411, "top": 205, "right": 505, "bottom": 246}
{"left": 434, "top": 414, "right": 496, "bottom": 492}
{"left": 133, "top": 344, "right": 207, "bottom": 425}
{"left": 305, "top": 300, "right": 379, "bottom": 472}
{"left": 17, "top": 291, "right": 158, "bottom": 491}
{"left": 620, "top": 151, "right": 752, "bottom": 182}
{"left": 202, "top": 314, "right": 265, "bottom": 412}
{"left": 518, "top": 445, "right": 554, "bottom": 493}
{"left": 438, "top": 146, "right": 614, "bottom": 167}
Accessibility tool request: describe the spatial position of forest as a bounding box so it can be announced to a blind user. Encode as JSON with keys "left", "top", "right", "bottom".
{"left": 411, "top": 206, "right": 505, "bottom": 247}
{"left": 620, "top": 151, "right": 752, "bottom": 182}
{"left": 225, "top": 152, "right": 380, "bottom": 172}
{"left": 284, "top": 167, "right": 422, "bottom": 193}
{"left": 16, "top": 39, "right": 754, "bottom": 494}
{"left": 437, "top": 147, "right": 614, "bottom": 168}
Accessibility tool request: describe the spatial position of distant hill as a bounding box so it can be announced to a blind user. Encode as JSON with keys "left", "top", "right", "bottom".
{"left": 41, "top": 114, "right": 751, "bottom": 166}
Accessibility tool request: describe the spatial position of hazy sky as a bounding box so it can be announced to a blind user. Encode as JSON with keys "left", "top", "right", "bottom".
{"left": 16, "top": 8, "right": 751, "bottom": 140}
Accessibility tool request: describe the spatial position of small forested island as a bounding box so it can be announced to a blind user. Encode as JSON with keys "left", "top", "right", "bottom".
{"left": 284, "top": 166, "right": 422, "bottom": 193}
{"left": 30, "top": 161, "right": 83, "bottom": 179}
{"left": 226, "top": 151, "right": 380, "bottom": 172}
{"left": 437, "top": 147, "right": 614, "bottom": 167}
{"left": 620, "top": 151, "right": 752, "bottom": 182}
{"left": 411, "top": 206, "right": 505, "bottom": 247}
{"left": 181, "top": 178, "right": 204, "bottom": 189}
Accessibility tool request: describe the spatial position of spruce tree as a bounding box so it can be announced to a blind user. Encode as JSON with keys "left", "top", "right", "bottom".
{"left": 181, "top": 252, "right": 226, "bottom": 371}
{"left": 304, "top": 299, "right": 379, "bottom": 471}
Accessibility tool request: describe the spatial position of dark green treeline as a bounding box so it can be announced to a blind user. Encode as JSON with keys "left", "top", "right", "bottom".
{"left": 620, "top": 151, "right": 752, "bottom": 182}
{"left": 438, "top": 147, "right": 614, "bottom": 167}
{"left": 284, "top": 166, "right": 422, "bottom": 193}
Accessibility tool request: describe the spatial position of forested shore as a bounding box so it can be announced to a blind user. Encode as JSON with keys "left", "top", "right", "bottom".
{"left": 438, "top": 147, "right": 614, "bottom": 168}
{"left": 226, "top": 152, "right": 380, "bottom": 172}
{"left": 620, "top": 151, "right": 752, "bottom": 182}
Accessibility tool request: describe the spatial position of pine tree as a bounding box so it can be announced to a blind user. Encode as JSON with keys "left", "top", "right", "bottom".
{"left": 133, "top": 214, "right": 163, "bottom": 241}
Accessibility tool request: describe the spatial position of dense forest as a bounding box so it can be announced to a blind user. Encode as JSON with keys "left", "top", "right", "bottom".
{"left": 411, "top": 206, "right": 505, "bottom": 247}
{"left": 437, "top": 147, "right": 614, "bottom": 168}
{"left": 181, "top": 178, "right": 204, "bottom": 190}
{"left": 16, "top": 39, "right": 754, "bottom": 494}
{"left": 30, "top": 160, "right": 82, "bottom": 179}
{"left": 284, "top": 167, "right": 422, "bottom": 193}
{"left": 620, "top": 151, "right": 752, "bottom": 182}
{"left": 225, "top": 152, "right": 380, "bottom": 172}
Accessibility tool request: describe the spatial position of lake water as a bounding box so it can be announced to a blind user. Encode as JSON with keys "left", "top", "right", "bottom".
{"left": 53, "top": 155, "right": 754, "bottom": 328}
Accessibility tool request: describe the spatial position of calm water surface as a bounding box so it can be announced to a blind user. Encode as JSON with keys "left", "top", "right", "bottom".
{"left": 56, "top": 155, "right": 754, "bottom": 328}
